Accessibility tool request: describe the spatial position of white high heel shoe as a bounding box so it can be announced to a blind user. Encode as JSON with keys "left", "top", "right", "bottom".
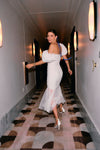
{"left": 59, "top": 106, "right": 65, "bottom": 113}
{"left": 62, "top": 107, "right": 65, "bottom": 113}
{"left": 54, "top": 118, "right": 61, "bottom": 130}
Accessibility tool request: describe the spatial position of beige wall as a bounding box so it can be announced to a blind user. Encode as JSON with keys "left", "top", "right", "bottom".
{"left": 0, "top": 0, "right": 36, "bottom": 119}
{"left": 74, "top": 0, "right": 100, "bottom": 134}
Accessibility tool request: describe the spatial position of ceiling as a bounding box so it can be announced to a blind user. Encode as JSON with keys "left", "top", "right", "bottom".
{"left": 8, "top": 0, "right": 82, "bottom": 48}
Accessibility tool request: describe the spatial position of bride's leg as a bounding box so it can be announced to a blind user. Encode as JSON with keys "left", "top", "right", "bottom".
{"left": 53, "top": 105, "right": 58, "bottom": 121}
{"left": 50, "top": 89, "right": 58, "bottom": 120}
{"left": 50, "top": 88, "right": 61, "bottom": 129}
{"left": 53, "top": 105, "right": 61, "bottom": 130}
{"left": 59, "top": 103, "right": 62, "bottom": 111}
{"left": 59, "top": 103, "right": 65, "bottom": 113}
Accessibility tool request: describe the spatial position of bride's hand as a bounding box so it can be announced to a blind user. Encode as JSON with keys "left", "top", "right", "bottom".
{"left": 68, "top": 69, "right": 72, "bottom": 75}
{"left": 26, "top": 63, "right": 35, "bottom": 69}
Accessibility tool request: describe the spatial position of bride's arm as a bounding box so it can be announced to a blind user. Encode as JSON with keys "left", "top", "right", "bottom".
{"left": 63, "top": 55, "right": 72, "bottom": 75}
{"left": 26, "top": 60, "right": 46, "bottom": 69}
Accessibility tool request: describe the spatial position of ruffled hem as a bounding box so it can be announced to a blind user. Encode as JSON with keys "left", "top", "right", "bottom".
{"left": 39, "top": 86, "right": 65, "bottom": 113}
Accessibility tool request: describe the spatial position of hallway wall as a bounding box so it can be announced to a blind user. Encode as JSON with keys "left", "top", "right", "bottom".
{"left": 74, "top": 0, "right": 100, "bottom": 135}
{"left": 0, "top": 0, "right": 36, "bottom": 129}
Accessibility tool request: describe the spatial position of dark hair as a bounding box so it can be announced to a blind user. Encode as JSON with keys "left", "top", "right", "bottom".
{"left": 47, "top": 29, "right": 57, "bottom": 36}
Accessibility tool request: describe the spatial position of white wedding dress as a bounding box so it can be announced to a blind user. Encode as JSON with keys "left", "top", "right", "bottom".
{"left": 39, "top": 43, "right": 67, "bottom": 113}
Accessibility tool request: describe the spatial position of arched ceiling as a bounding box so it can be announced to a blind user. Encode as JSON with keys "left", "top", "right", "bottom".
{"left": 8, "top": 0, "right": 82, "bottom": 48}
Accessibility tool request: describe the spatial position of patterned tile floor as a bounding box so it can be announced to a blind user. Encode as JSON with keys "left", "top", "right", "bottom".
{"left": 0, "top": 83, "right": 96, "bottom": 150}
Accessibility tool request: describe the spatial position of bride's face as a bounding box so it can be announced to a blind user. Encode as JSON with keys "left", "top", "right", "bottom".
{"left": 47, "top": 32, "right": 57, "bottom": 43}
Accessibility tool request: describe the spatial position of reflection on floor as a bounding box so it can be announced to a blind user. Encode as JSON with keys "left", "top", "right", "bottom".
{"left": 0, "top": 83, "right": 96, "bottom": 150}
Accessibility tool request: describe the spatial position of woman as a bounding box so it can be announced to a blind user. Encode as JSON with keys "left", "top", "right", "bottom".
{"left": 26, "top": 29, "right": 72, "bottom": 130}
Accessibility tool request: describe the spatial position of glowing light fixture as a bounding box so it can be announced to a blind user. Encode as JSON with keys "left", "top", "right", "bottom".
{"left": 40, "top": 48, "right": 42, "bottom": 58}
{"left": 88, "top": 0, "right": 97, "bottom": 41}
{"left": 32, "top": 42, "right": 35, "bottom": 56}
{"left": 0, "top": 20, "right": 3, "bottom": 47}
{"left": 74, "top": 31, "right": 78, "bottom": 51}
{"left": 68, "top": 43, "right": 70, "bottom": 55}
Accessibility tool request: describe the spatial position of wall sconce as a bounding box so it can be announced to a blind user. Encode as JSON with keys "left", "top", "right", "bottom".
{"left": 68, "top": 43, "right": 70, "bottom": 55}
{"left": 32, "top": 42, "right": 35, "bottom": 56}
{"left": 40, "top": 48, "right": 42, "bottom": 58}
{"left": 0, "top": 20, "right": 3, "bottom": 47}
{"left": 88, "top": 0, "right": 97, "bottom": 41}
{"left": 74, "top": 31, "right": 78, "bottom": 51}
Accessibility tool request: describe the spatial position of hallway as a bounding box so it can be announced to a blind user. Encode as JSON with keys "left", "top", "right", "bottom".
{"left": 0, "top": 0, "right": 100, "bottom": 150}
{"left": 0, "top": 80, "right": 96, "bottom": 150}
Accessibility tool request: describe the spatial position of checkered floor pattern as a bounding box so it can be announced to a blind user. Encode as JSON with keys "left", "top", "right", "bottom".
{"left": 0, "top": 82, "right": 96, "bottom": 150}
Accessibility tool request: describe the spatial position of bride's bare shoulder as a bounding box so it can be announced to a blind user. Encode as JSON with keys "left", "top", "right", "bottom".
{"left": 48, "top": 43, "right": 56, "bottom": 53}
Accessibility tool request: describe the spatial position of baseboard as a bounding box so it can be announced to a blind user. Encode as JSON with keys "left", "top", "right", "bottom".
{"left": 0, "top": 86, "right": 36, "bottom": 138}
{"left": 75, "top": 93, "right": 100, "bottom": 150}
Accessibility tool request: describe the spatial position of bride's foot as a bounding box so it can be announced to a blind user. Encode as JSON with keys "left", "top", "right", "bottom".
{"left": 59, "top": 106, "right": 65, "bottom": 113}
{"left": 54, "top": 118, "right": 61, "bottom": 130}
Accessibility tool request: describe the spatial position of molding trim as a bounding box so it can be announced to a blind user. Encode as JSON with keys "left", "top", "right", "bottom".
{"left": 0, "top": 86, "right": 36, "bottom": 137}
{"left": 75, "top": 94, "right": 100, "bottom": 150}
